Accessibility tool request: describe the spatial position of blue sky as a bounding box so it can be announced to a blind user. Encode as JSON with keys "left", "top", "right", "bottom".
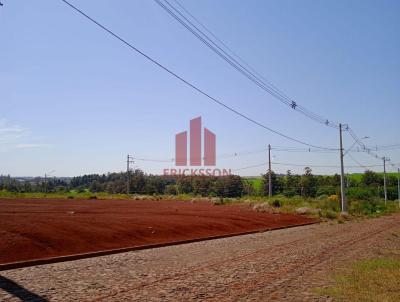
{"left": 1, "top": 0, "right": 399, "bottom": 177}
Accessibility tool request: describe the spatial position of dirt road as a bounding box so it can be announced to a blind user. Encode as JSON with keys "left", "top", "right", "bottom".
{"left": 1, "top": 214, "right": 399, "bottom": 301}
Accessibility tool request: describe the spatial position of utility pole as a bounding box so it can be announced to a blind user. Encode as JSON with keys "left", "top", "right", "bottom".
{"left": 268, "top": 144, "right": 272, "bottom": 198}
{"left": 44, "top": 170, "right": 55, "bottom": 194}
{"left": 397, "top": 168, "right": 400, "bottom": 208}
{"left": 44, "top": 173, "right": 47, "bottom": 194}
{"left": 383, "top": 157, "right": 390, "bottom": 204}
{"left": 339, "top": 124, "right": 347, "bottom": 212}
{"left": 126, "top": 155, "right": 134, "bottom": 195}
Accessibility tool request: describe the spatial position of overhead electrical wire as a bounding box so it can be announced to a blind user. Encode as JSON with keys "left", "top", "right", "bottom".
{"left": 154, "top": 0, "right": 397, "bottom": 167}
{"left": 364, "top": 144, "right": 400, "bottom": 151}
{"left": 154, "top": 0, "right": 341, "bottom": 129}
{"left": 346, "top": 153, "right": 370, "bottom": 170}
{"left": 60, "top": 0, "right": 336, "bottom": 150}
{"left": 233, "top": 161, "right": 386, "bottom": 172}
{"left": 347, "top": 127, "right": 383, "bottom": 160}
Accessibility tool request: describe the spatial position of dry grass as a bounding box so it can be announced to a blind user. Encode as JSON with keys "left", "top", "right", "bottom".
{"left": 318, "top": 257, "right": 400, "bottom": 301}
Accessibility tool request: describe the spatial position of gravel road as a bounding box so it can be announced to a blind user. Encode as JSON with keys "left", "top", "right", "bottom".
{"left": 1, "top": 214, "right": 399, "bottom": 302}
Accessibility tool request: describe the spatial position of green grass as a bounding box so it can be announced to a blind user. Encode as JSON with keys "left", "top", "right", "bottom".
{"left": 243, "top": 177, "right": 263, "bottom": 193}
{"left": 347, "top": 172, "right": 398, "bottom": 183}
{"left": 316, "top": 258, "right": 400, "bottom": 301}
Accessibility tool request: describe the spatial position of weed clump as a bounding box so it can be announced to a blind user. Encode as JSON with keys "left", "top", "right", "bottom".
{"left": 271, "top": 199, "right": 282, "bottom": 208}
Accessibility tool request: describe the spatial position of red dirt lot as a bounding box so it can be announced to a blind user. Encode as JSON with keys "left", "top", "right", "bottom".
{"left": 0, "top": 198, "right": 316, "bottom": 264}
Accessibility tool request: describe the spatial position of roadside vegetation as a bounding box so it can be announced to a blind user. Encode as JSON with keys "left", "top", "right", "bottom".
{"left": 1, "top": 168, "right": 399, "bottom": 219}
{"left": 317, "top": 257, "right": 400, "bottom": 301}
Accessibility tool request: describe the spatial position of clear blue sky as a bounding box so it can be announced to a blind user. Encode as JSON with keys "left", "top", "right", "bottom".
{"left": 1, "top": 0, "right": 399, "bottom": 177}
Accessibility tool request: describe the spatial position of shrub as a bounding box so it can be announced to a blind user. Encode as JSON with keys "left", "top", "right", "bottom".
{"left": 317, "top": 194, "right": 328, "bottom": 200}
{"left": 211, "top": 197, "right": 224, "bottom": 205}
{"left": 322, "top": 209, "right": 338, "bottom": 219}
{"left": 316, "top": 186, "right": 337, "bottom": 197}
{"left": 349, "top": 199, "right": 387, "bottom": 215}
{"left": 271, "top": 199, "right": 282, "bottom": 208}
{"left": 282, "top": 190, "right": 297, "bottom": 197}
{"left": 164, "top": 184, "right": 177, "bottom": 195}
{"left": 319, "top": 197, "right": 340, "bottom": 212}
{"left": 347, "top": 187, "right": 376, "bottom": 200}
{"left": 328, "top": 195, "right": 339, "bottom": 202}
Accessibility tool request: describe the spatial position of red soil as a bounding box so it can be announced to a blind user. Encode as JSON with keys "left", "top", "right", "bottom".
{"left": 0, "top": 198, "right": 316, "bottom": 264}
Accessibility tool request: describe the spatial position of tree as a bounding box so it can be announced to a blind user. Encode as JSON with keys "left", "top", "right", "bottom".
{"left": 300, "top": 167, "right": 316, "bottom": 197}
{"left": 89, "top": 180, "right": 102, "bottom": 193}
{"left": 362, "top": 170, "right": 382, "bottom": 187}
{"left": 177, "top": 177, "right": 193, "bottom": 194}
{"left": 262, "top": 170, "right": 282, "bottom": 196}
{"left": 214, "top": 175, "right": 243, "bottom": 197}
{"left": 283, "top": 170, "right": 299, "bottom": 197}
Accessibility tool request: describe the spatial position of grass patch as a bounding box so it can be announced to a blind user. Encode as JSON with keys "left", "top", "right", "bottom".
{"left": 317, "top": 257, "right": 400, "bottom": 301}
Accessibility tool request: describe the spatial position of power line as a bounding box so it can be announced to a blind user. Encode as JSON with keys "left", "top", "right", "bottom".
{"left": 155, "top": 0, "right": 341, "bottom": 129}
{"left": 346, "top": 153, "right": 369, "bottom": 169}
{"left": 155, "top": 0, "right": 396, "bottom": 177}
{"left": 347, "top": 127, "right": 383, "bottom": 160}
{"left": 232, "top": 161, "right": 386, "bottom": 172}
{"left": 233, "top": 162, "right": 267, "bottom": 172}
{"left": 364, "top": 144, "right": 400, "bottom": 151}
{"left": 60, "top": 0, "right": 336, "bottom": 150}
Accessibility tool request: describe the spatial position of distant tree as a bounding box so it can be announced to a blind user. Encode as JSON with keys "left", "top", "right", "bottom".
{"left": 214, "top": 175, "right": 243, "bottom": 197}
{"left": 300, "top": 167, "right": 316, "bottom": 197}
{"left": 330, "top": 174, "right": 341, "bottom": 187}
{"left": 177, "top": 177, "right": 193, "bottom": 194}
{"left": 262, "top": 170, "right": 281, "bottom": 196}
{"left": 164, "top": 184, "right": 178, "bottom": 195}
{"left": 89, "top": 180, "right": 102, "bottom": 193}
{"left": 130, "top": 169, "right": 146, "bottom": 194}
{"left": 362, "top": 170, "right": 382, "bottom": 187}
{"left": 283, "top": 170, "right": 298, "bottom": 197}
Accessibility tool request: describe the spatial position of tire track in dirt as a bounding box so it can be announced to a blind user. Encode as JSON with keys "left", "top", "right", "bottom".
{"left": 218, "top": 218, "right": 400, "bottom": 300}
{"left": 90, "top": 224, "right": 350, "bottom": 301}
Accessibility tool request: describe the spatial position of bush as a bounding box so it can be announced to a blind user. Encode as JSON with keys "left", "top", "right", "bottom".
{"left": 271, "top": 199, "right": 282, "bottom": 208}
{"left": 317, "top": 194, "right": 328, "bottom": 200}
{"left": 211, "top": 197, "right": 224, "bottom": 205}
{"left": 316, "top": 186, "right": 337, "bottom": 197}
{"left": 322, "top": 209, "right": 338, "bottom": 219}
{"left": 349, "top": 199, "right": 387, "bottom": 215}
{"left": 319, "top": 197, "right": 340, "bottom": 212}
{"left": 164, "top": 184, "right": 177, "bottom": 195}
{"left": 282, "top": 190, "right": 297, "bottom": 197}
{"left": 347, "top": 187, "right": 376, "bottom": 200}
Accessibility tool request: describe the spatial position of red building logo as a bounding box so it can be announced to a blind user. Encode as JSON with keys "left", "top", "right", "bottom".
{"left": 175, "top": 116, "right": 216, "bottom": 166}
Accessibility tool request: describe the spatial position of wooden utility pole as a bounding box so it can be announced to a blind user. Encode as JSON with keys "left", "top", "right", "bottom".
{"left": 383, "top": 157, "right": 390, "bottom": 204}
{"left": 44, "top": 173, "right": 47, "bottom": 194}
{"left": 339, "top": 124, "right": 347, "bottom": 212}
{"left": 268, "top": 144, "right": 272, "bottom": 198}
{"left": 126, "top": 155, "right": 134, "bottom": 195}
{"left": 397, "top": 168, "right": 400, "bottom": 208}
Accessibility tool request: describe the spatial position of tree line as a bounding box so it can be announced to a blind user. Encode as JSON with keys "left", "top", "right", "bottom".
{"left": 0, "top": 168, "right": 398, "bottom": 200}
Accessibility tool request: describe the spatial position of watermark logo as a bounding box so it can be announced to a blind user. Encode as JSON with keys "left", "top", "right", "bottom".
{"left": 164, "top": 116, "right": 231, "bottom": 176}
